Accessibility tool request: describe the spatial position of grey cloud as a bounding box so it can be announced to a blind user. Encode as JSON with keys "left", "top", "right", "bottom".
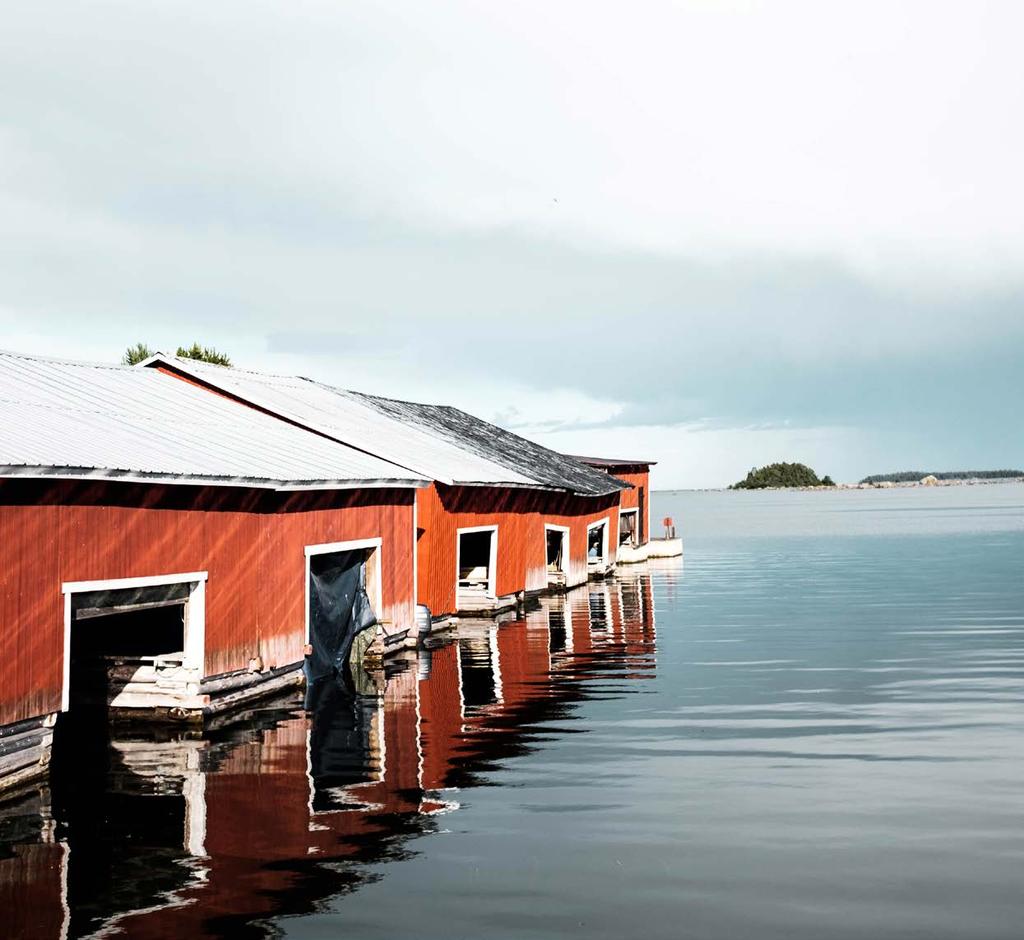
{"left": 1, "top": 1, "right": 1022, "bottom": 479}
{"left": 267, "top": 331, "right": 406, "bottom": 357}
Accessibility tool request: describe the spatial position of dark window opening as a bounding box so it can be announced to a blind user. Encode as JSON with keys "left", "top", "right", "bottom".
{"left": 588, "top": 524, "right": 606, "bottom": 561}
{"left": 619, "top": 511, "right": 638, "bottom": 547}
{"left": 458, "top": 531, "right": 493, "bottom": 589}
{"left": 68, "top": 599, "right": 186, "bottom": 711}
{"left": 546, "top": 529, "right": 565, "bottom": 571}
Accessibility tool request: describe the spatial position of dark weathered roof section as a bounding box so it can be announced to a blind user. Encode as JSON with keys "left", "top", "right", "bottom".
{"left": 568, "top": 454, "right": 657, "bottom": 470}
{"left": 347, "top": 392, "right": 628, "bottom": 497}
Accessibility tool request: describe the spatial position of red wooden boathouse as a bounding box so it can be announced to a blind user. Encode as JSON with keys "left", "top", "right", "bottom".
{"left": 0, "top": 351, "right": 425, "bottom": 793}
{"left": 141, "top": 355, "right": 628, "bottom": 619}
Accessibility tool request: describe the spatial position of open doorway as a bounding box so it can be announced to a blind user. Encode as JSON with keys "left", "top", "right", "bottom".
{"left": 54, "top": 572, "right": 207, "bottom": 803}
{"left": 618, "top": 509, "right": 639, "bottom": 548}
{"left": 61, "top": 573, "right": 207, "bottom": 717}
{"left": 456, "top": 526, "right": 497, "bottom": 607}
{"left": 587, "top": 519, "right": 610, "bottom": 573}
{"left": 305, "top": 538, "right": 382, "bottom": 685}
{"left": 545, "top": 525, "right": 569, "bottom": 589}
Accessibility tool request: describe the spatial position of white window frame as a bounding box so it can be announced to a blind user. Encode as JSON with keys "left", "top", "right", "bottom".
{"left": 586, "top": 517, "right": 610, "bottom": 564}
{"left": 618, "top": 508, "right": 640, "bottom": 547}
{"left": 305, "top": 537, "right": 383, "bottom": 645}
{"left": 456, "top": 524, "right": 498, "bottom": 599}
{"left": 544, "top": 524, "right": 570, "bottom": 573}
{"left": 61, "top": 571, "right": 209, "bottom": 713}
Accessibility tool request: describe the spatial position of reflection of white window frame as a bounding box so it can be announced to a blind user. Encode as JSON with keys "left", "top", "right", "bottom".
{"left": 587, "top": 517, "right": 610, "bottom": 564}
{"left": 456, "top": 525, "right": 498, "bottom": 599}
{"left": 304, "top": 537, "right": 383, "bottom": 645}
{"left": 544, "top": 524, "right": 570, "bottom": 573}
{"left": 61, "top": 571, "right": 208, "bottom": 713}
{"left": 618, "top": 508, "right": 639, "bottom": 547}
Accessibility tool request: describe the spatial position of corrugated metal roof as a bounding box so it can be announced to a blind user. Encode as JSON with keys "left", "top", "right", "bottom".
{"left": 144, "top": 355, "right": 625, "bottom": 497}
{"left": 0, "top": 351, "right": 427, "bottom": 490}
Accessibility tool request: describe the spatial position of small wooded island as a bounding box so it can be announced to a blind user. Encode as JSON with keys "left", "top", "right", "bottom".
{"left": 731, "top": 462, "right": 834, "bottom": 489}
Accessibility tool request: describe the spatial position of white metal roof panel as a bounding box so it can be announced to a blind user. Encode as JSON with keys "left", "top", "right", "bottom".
{"left": 0, "top": 351, "right": 427, "bottom": 489}
{"left": 143, "top": 355, "right": 539, "bottom": 488}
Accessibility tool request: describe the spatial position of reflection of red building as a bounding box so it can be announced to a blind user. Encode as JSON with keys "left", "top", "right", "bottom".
{"left": 0, "top": 569, "right": 660, "bottom": 939}
{"left": 0, "top": 810, "right": 66, "bottom": 940}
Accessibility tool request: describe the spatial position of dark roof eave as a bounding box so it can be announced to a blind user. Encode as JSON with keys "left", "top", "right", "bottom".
{"left": 449, "top": 478, "right": 627, "bottom": 497}
{"left": 566, "top": 454, "right": 658, "bottom": 469}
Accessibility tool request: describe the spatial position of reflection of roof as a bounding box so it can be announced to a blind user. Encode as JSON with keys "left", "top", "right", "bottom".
{"left": 142, "top": 354, "right": 626, "bottom": 497}
{"left": 567, "top": 454, "right": 656, "bottom": 470}
{"left": 0, "top": 350, "right": 426, "bottom": 490}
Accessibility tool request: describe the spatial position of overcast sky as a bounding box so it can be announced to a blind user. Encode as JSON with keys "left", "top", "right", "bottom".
{"left": 2, "top": 1, "right": 1022, "bottom": 487}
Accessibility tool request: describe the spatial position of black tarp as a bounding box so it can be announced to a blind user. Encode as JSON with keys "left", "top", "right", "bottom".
{"left": 306, "top": 550, "right": 377, "bottom": 684}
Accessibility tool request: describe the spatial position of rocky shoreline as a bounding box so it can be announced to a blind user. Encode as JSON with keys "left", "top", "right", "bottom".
{"left": 763, "top": 476, "right": 1024, "bottom": 492}
{"left": 662, "top": 477, "right": 1024, "bottom": 494}
{"left": 835, "top": 476, "right": 1024, "bottom": 491}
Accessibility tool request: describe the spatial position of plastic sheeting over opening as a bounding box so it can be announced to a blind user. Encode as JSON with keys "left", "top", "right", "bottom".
{"left": 306, "top": 549, "right": 377, "bottom": 684}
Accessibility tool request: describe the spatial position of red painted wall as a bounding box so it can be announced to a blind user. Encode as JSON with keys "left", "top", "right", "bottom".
{"left": 0, "top": 479, "right": 416, "bottom": 728}
{"left": 415, "top": 484, "right": 621, "bottom": 617}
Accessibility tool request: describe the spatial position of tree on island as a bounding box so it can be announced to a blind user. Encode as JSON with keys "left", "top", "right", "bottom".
{"left": 731, "top": 462, "right": 834, "bottom": 489}
{"left": 121, "top": 342, "right": 232, "bottom": 367}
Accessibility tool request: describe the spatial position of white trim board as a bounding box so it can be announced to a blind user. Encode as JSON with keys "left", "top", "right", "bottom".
{"left": 62, "top": 571, "right": 209, "bottom": 594}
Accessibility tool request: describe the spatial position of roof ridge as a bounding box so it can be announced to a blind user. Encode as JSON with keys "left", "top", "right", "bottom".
{"left": 0, "top": 347, "right": 137, "bottom": 371}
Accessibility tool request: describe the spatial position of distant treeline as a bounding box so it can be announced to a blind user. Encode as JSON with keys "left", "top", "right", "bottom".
{"left": 860, "top": 470, "right": 1023, "bottom": 484}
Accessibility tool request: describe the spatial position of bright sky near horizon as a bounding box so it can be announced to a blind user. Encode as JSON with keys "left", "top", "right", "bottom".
{"left": 2, "top": 1, "right": 1022, "bottom": 487}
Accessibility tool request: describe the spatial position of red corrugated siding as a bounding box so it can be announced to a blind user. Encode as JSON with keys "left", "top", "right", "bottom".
{"left": 0, "top": 479, "right": 416, "bottom": 727}
{"left": 415, "top": 484, "right": 621, "bottom": 617}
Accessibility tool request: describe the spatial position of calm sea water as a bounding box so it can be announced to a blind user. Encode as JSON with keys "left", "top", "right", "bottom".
{"left": 2, "top": 484, "right": 1023, "bottom": 939}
